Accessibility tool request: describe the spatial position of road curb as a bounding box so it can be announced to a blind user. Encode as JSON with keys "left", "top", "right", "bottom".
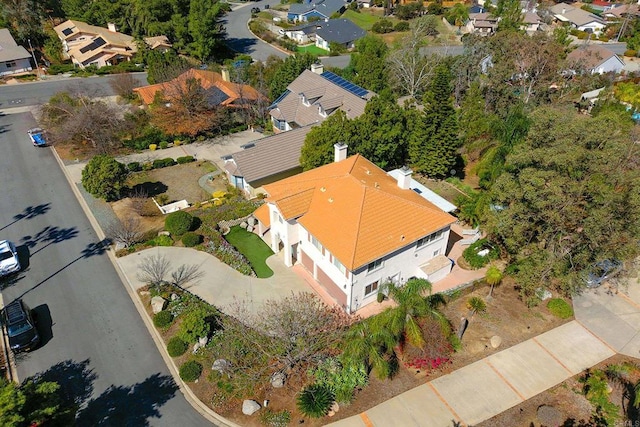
{"left": 50, "top": 146, "right": 239, "bottom": 427}
{"left": 0, "top": 293, "right": 18, "bottom": 383}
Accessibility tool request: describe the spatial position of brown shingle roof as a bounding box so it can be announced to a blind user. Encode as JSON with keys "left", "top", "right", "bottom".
{"left": 269, "top": 70, "right": 371, "bottom": 126}
{"left": 231, "top": 125, "right": 313, "bottom": 184}
{"left": 133, "top": 69, "right": 264, "bottom": 106}
{"left": 567, "top": 45, "right": 622, "bottom": 70}
{"left": 263, "top": 155, "right": 456, "bottom": 270}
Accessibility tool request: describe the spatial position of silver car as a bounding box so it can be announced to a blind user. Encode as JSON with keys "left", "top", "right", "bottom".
{"left": 0, "top": 240, "right": 20, "bottom": 276}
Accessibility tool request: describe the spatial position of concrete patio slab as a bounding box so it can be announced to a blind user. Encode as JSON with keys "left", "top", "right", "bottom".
{"left": 487, "top": 339, "right": 572, "bottom": 398}
{"left": 534, "top": 321, "right": 615, "bottom": 375}
{"left": 431, "top": 360, "right": 522, "bottom": 426}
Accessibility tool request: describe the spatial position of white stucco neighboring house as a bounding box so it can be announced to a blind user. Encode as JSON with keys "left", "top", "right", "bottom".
{"left": 252, "top": 144, "right": 457, "bottom": 313}
{"left": 567, "top": 44, "right": 625, "bottom": 74}
{"left": 0, "top": 29, "right": 33, "bottom": 76}
{"left": 550, "top": 3, "right": 606, "bottom": 35}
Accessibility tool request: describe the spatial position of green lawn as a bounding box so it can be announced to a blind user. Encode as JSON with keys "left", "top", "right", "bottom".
{"left": 224, "top": 226, "right": 274, "bottom": 278}
{"left": 296, "top": 44, "right": 329, "bottom": 55}
{"left": 342, "top": 9, "right": 383, "bottom": 30}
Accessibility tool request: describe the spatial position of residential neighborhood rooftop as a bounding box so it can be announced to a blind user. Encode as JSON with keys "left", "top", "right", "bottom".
{"left": 315, "top": 18, "right": 366, "bottom": 45}
{"left": 567, "top": 44, "right": 622, "bottom": 70}
{"left": 0, "top": 28, "right": 31, "bottom": 63}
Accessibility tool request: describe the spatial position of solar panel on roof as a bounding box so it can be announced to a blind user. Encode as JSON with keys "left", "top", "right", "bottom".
{"left": 79, "top": 42, "right": 96, "bottom": 54}
{"left": 268, "top": 89, "right": 291, "bottom": 110}
{"left": 93, "top": 37, "right": 106, "bottom": 48}
{"left": 320, "top": 71, "right": 368, "bottom": 98}
{"left": 62, "top": 28, "right": 73, "bottom": 36}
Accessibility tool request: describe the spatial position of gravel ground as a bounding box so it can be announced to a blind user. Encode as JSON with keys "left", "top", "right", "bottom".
{"left": 76, "top": 183, "right": 120, "bottom": 231}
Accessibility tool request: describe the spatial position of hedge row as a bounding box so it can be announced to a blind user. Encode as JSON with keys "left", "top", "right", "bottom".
{"left": 127, "top": 156, "right": 194, "bottom": 172}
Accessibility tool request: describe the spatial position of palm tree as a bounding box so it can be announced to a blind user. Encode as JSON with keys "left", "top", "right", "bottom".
{"left": 466, "top": 296, "right": 487, "bottom": 318}
{"left": 380, "top": 278, "right": 449, "bottom": 350}
{"left": 341, "top": 317, "right": 397, "bottom": 379}
{"left": 485, "top": 265, "right": 503, "bottom": 297}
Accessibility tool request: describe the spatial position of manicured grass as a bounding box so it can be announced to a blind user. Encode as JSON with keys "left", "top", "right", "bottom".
{"left": 342, "top": 9, "right": 383, "bottom": 30}
{"left": 224, "top": 226, "right": 274, "bottom": 278}
{"left": 296, "top": 44, "right": 329, "bottom": 55}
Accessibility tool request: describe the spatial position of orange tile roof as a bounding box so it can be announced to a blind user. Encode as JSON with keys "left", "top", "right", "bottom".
{"left": 253, "top": 203, "right": 271, "bottom": 229}
{"left": 263, "top": 155, "right": 456, "bottom": 270}
{"left": 133, "top": 69, "right": 265, "bottom": 106}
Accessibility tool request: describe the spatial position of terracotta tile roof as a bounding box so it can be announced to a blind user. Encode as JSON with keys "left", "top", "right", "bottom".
{"left": 133, "top": 69, "right": 264, "bottom": 106}
{"left": 269, "top": 70, "right": 371, "bottom": 127}
{"left": 253, "top": 203, "right": 271, "bottom": 229}
{"left": 230, "top": 125, "right": 313, "bottom": 184}
{"left": 263, "top": 155, "right": 456, "bottom": 270}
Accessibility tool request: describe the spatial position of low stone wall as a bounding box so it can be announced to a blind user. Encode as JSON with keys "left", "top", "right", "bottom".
{"left": 218, "top": 214, "right": 255, "bottom": 234}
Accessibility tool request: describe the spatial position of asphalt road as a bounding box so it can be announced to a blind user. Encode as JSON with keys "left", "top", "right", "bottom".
{"left": 0, "top": 111, "right": 213, "bottom": 425}
{"left": 0, "top": 72, "right": 148, "bottom": 108}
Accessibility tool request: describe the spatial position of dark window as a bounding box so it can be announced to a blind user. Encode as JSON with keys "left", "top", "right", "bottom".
{"left": 365, "top": 281, "right": 379, "bottom": 296}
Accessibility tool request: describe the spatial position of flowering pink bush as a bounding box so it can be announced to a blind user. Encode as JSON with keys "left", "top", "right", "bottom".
{"left": 406, "top": 356, "right": 450, "bottom": 371}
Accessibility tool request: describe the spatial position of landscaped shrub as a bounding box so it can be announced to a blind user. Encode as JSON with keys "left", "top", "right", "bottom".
{"left": 127, "top": 161, "right": 141, "bottom": 172}
{"left": 165, "top": 211, "right": 194, "bottom": 236}
{"left": 259, "top": 409, "right": 291, "bottom": 427}
{"left": 394, "top": 21, "right": 410, "bottom": 32}
{"left": 153, "top": 310, "right": 173, "bottom": 329}
{"left": 149, "top": 234, "right": 173, "bottom": 247}
{"left": 462, "top": 239, "right": 499, "bottom": 269}
{"left": 312, "top": 358, "right": 368, "bottom": 404}
{"left": 179, "top": 360, "right": 203, "bottom": 382}
{"left": 625, "top": 49, "right": 638, "bottom": 57}
{"left": 547, "top": 298, "right": 573, "bottom": 319}
{"left": 182, "top": 232, "right": 202, "bottom": 247}
{"left": 149, "top": 144, "right": 157, "bottom": 151}
{"left": 177, "top": 156, "right": 195, "bottom": 164}
{"left": 159, "top": 141, "right": 169, "bottom": 149}
{"left": 152, "top": 158, "right": 177, "bottom": 169}
{"left": 178, "top": 305, "right": 217, "bottom": 343}
{"left": 372, "top": 19, "right": 393, "bottom": 34}
{"left": 81, "top": 155, "right": 128, "bottom": 201}
{"left": 167, "top": 337, "right": 188, "bottom": 357}
{"left": 47, "top": 63, "right": 76, "bottom": 75}
{"left": 296, "top": 384, "right": 335, "bottom": 418}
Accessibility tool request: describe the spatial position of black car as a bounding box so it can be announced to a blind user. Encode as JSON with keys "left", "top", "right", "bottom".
{"left": 251, "top": 6, "right": 260, "bottom": 13}
{"left": 3, "top": 299, "right": 40, "bottom": 352}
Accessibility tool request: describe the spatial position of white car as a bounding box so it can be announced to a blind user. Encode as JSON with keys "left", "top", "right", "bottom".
{"left": 0, "top": 240, "right": 20, "bottom": 277}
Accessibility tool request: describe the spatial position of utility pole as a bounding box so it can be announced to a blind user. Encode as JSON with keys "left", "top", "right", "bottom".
{"left": 27, "top": 39, "right": 41, "bottom": 80}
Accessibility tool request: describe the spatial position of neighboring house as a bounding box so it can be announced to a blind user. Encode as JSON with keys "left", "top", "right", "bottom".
{"left": 288, "top": 0, "right": 347, "bottom": 22}
{"left": 133, "top": 68, "right": 265, "bottom": 107}
{"left": 252, "top": 144, "right": 457, "bottom": 313}
{"left": 315, "top": 18, "right": 366, "bottom": 51}
{"left": 604, "top": 3, "right": 640, "bottom": 20}
{"left": 0, "top": 29, "right": 33, "bottom": 76}
{"left": 550, "top": 3, "right": 606, "bottom": 35}
{"left": 224, "top": 125, "right": 314, "bottom": 197}
{"left": 521, "top": 12, "right": 542, "bottom": 32}
{"left": 54, "top": 20, "right": 171, "bottom": 69}
{"left": 466, "top": 12, "right": 499, "bottom": 35}
{"left": 269, "top": 63, "right": 374, "bottom": 132}
{"left": 284, "top": 22, "right": 318, "bottom": 44}
{"left": 567, "top": 44, "right": 625, "bottom": 74}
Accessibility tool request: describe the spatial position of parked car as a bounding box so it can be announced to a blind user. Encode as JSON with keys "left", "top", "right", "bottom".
{"left": 27, "top": 128, "right": 47, "bottom": 147}
{"left": 0, "top": 240, "right": 20, "bottom": 277}
{"left": 584, "top": 259, "right": 623, "bottom": 288}
{"left": 264, "top": 4, "right": 269, "bottom": 8}
{"left": 251, "top": 6, "right": 260, "bottom": 13}
{"left": 2, "top": 299, "right": 40, "bottom": 353}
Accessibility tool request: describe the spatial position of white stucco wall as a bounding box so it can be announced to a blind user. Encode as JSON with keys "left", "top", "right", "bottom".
{"left": 577, "top": 21, "right": 605, "bottom": 35}
{"left": 593, "top": 56, "right": 624, "bottom": 74}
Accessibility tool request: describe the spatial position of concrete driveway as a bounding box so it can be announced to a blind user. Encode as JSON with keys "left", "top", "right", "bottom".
{"left": 117, "top": 246, "right": 311, "bottom": 315}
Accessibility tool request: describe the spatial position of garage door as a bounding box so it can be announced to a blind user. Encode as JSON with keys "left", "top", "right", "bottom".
{"left": 317, "top": 267, "right": 347, "bottom": 307}
{"left": 301, "top": 250, "right": 314, "bottom": 273}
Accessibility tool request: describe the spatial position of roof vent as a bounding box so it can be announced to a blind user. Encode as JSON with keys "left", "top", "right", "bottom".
{"left": 320, "top": 187, "right": 326, "bottom": 192}
{"left": 400, "top": 235, "right": 405, "bottom": 241}
{"left": 328, "top": 197, "right": 334, "bottom": 203}
{"left": 374, "top": 182, "right": 380, "bottom": 188}
{"left": 365, "top": 169, "right": 371, "bottom": 175}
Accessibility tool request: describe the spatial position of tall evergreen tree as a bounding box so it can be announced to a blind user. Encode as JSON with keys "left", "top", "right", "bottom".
{"left": 408, "top": 64, "right": 460, "bottom": 177}
{"left": 269, "top": 52, "right": 317, "bottom": 100}
{"left": 346, "top": 34, "right": 389, "bottom": 93}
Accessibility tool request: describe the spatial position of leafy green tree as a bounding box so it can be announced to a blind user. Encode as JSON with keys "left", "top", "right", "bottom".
{"left": 0, "top": 376, "right": 65, "bottom": 427}
{"left": 379, "top": 278, "right": 449, "bottom": 350}
{"left": 145, "top": 49, "right": 190, "bottom": 84}
{"left": 495, "top": 0, "right": 523, "bottom": 32}
{"left": 188, "top": 0, "right": 227, "bottom": 61}
{"left": 0, "top": 379, "right": 25, "bottom": 427}
{"left": 300, "top": 110, "right": 356, "bottom": 170}
{"left": 408, "top": 64, "right": 461, "bottom": 177}
{"left": 1, "top": 0, "right": 45, "bottom": 44}
{"left": 487, "top": 107, "right": 640, "bottom": 300}
{"left": 446, "top": 3, "right": 469, "bottom": 28}
{"left": 485, "top": 265, "right": 503, "bottom": 297}
{"left": 347, "top": 34, "right": 389, "bottom": 93}
{"left": 341, "top": 317, "right": 397, "bottom": 379}
{"left": 466, "top": 296, "right": 487, "bottom": 318}
{"left": 269, "top": 52, "right": 316, "bottom": 100}
{"left": 82, "top": 155, "right": 128, "bottom": 201}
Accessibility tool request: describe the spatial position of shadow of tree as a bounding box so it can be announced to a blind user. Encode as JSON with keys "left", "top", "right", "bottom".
{"left": 0, "top": 203, "right": 52, "bottom": 232}
{"left": 21, "top": 225, "right": 79, "bottom": 256}
{"left": 76, "top": 373, "right": 178, "bottom": 426}
{"left": 129, "top": 182, "right": 168, "bottom": 198}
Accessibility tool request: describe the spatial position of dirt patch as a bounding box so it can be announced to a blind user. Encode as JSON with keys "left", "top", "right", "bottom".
{"left": 125, "top": 161, "right": 221, "bottom": 205}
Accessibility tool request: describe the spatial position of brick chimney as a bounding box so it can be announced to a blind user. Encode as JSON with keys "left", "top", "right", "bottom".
{"left": 311, "top": 62, "right": 324, "bottom": 75}
{"left": 334, "top": 142, "right": 347, "bottom": 162}
{"left": 397, "top": 166, "right": 412, "bottom": 190}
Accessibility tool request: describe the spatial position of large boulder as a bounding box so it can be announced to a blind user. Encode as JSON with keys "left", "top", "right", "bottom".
{"left": 490, "top": 335, "right": 502, "bottom": 349}
{"left": 212, "top": 359, "right": 232, "bottom": 374}
{"left": 242, "top": 399, "right": 261, "bottom": 415}
{"left": 248, "top": 217, "right": 256, "bottom": 226}
{"left": 270, "top": 372, "right": 286, "bottom": 388}
{"left": 150, "top": 296, "right": 167, "bottom": 314}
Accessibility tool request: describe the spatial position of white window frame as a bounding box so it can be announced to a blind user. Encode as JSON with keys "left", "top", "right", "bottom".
{"left": 365, "top": 280, "right": 379, "bottom": 296}
{"left": 416, "top": 229, "right": 445, "bottom": 249}
{"left": 311, "top": 236, "right": 323, "bottom": 252}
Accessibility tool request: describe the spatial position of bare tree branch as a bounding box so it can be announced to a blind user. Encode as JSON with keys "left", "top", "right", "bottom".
{"left": 137, "top": 254, "right": 171, "bottom": 285}
{"left": 170, "top": 264, "right": 205, "bottom": 288}
{"left": 105, "top": 217, "right": 143, "bottom": 248}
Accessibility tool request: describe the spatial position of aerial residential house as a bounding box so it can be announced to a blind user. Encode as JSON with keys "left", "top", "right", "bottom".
{"left": 550, "top": 3, "right": 606, "bottom": 35}
{"left": 0, "top": 29, "right": 33, "bottom": 76}
{"left": 252, "top": 144, "right": 457, "bottom": 313}
{"left": 224, "top": 126, "right": 314, "bottom": 197}
{"left": 603, "top": 3, "right": 640, "bottom": 20}
{"left": 315, "top": 18, "right": 366, "bottom": 51}
{"left": 288, "top": 0, "right": 348, "bottom": 22}
{"left": 283, "top": 22, "right": 319, "bottom": 44}
{"left": 133, "top": 68, "right": 265, "bottom": 108}
{"left": 466, "top": 12, "right": 499, "bottom": 35}
{"left": 521, "top": 12, "right": 542, "bottom": 33}
{"left": 567, "top": 44, "right": 625, "bottom": 74}
{"left": 269, "top": 63, "right": 374, "bottom": 132}
{"left": 54, "top": 20, "right": 172, "bottom": 69}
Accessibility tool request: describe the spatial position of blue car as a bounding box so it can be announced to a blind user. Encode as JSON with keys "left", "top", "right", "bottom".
{"left": 584, "top": 259, "right": 622, "bottom": 288}
{"left": 27, "top": 128, "right": 47, "bottom": 147}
